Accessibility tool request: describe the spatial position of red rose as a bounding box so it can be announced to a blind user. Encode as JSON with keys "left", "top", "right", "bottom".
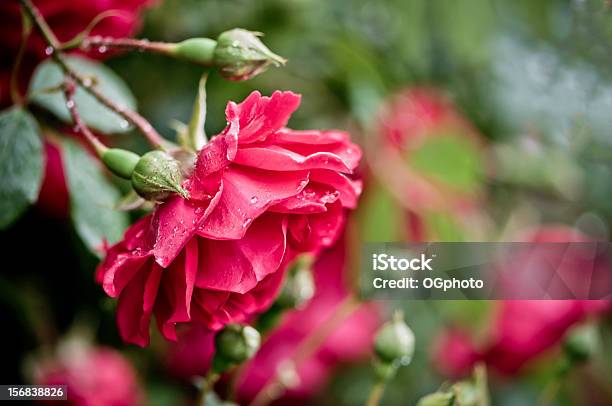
{"left": 235, "top": 232, "right": 380, "bottom": 403}
{"left": 34, "top": 344, "right": 144, "bottom": 406}
{"left": 97, "top": 91, "right": 362, "bottom": 346}
{"left": 0, "top": 0, "right": 153, "bottom": 105}
{"left": 433, "top": 226, "right": 612, "bottom": 376}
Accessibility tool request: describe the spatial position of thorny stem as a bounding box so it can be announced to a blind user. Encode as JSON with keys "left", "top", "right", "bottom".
{"left": 62, "top": 80, "right": 108, "bottom": 156}
{"left": 10, "top": 8, "right": 32, "bottom": 105}
{"left": 19, "top": 0, "right": 167, "bottom": 149}
{"left": 78, "top": 36, "right": 174, "bottom": 55}
{"left": 250, "top": 296, "right": 360, "bottom": 406}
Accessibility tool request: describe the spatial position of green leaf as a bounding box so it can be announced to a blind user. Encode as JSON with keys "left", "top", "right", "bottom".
{"left": 62, "top": 139, "right": 129, "bottom": 255}
{"left": 358, "top": 182, "right": 404, "bottom": 241}
{"left": 28, "top": 56, "right": 137, "bottom": 134}
{"left": 410, "top": 134, "right": 482, "bottom": 192}
{"left": 0, "top": 108, "right": 43, "bottom": 228}
{"left": 179, "top": 72, "right": 208, "bottom": 151}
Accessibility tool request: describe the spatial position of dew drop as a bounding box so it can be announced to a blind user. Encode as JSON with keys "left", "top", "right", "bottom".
{"left": 98, "top": 45, "right": 108, "bottom": 54}
{"left": 82, "top": 77, "right": 93, "bottom": 87}
{"left": 250, "top": 196, "right": 258, "bottom": 204}
{"left": 65, "top": 100, "right": 75, "bottom": 109}
{"left": 119, "top": 120, "right": 129, "bottom": 129}
{"left": 44, "top": 46, "right": 54, "bottom": 56}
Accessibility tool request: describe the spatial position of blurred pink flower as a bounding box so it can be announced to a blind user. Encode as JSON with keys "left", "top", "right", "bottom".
{"left": 163, "top": 231, "right": 380, "bottom": 403}
{"left": 373, "top": 87, "right": 485, "bottom": 241}
{"left": 34, "top": 345, "right": 144, "bottom": 406}
{"left": 433, "top": 226, "right": 612, "bottom": 376}
{"left": 235, "top": 232, "right": 381, "bottom": 403}
{"left": 97, "top": 91, "right": 362, "bottom": 347}
{"left": 377, "top": 87, "right": 475, "bottom": 150}
{"left": 432, "top": 329, "right": 481, "bottom": 378}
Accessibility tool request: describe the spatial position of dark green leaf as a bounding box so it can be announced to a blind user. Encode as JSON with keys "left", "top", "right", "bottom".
{"left": 28, "top": 56, "right": 136, "bottom": 134}
{"left": 0, "top": 108, "right": 43, "bottom": 228}
{"left": 62, "top": 139, "right": 129, "bottom": 255}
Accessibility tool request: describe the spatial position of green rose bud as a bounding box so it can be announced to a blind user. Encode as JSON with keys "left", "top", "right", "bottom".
{"left": 416, "top": 392, "right": 455, "bottom": 406}
{"left": 131, "top": 150, "right": 188, "bottom": 201}
{"left": 101, "top": 148, "right": 140, "bottom": 180}
{"left": 214, "top": 324, "right": 261, "bottom": 370}
{"left": 213, "top": 29, "right": 286, "bottom": 80}
{"left": 374, "top": 312, "right": 415, "bottom": 365}
{"left": 276, "top": 254, "right": 315, "bottom": 309}
{"left": 563, "top": 324, "right": 599, "bottom": 363}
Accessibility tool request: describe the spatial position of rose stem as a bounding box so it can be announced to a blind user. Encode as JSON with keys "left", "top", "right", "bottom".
{"left": 19, "top": 0, "right": 167, "bottom": 149}
{"left": 62, "top": 80, "right": 108, "bottom": 156}
{"left": 366, "top": 382, "right": 386, "bottom": 406}
{"left": 77, "top": 36, "right": 174, "bottom": 55}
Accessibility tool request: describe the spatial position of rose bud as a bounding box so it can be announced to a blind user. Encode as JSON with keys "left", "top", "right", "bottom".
{"left": 168, "top": 29, "right": 286, "bottom": 81}
{"left": 213, "top": 29, "right": 287, "bottom": 81}
{"left": 102, "top": 148, "right": 188, "bottom": 200}
{"left": 214, "top": 324, "right": 261, "bottom": 371}
{"left": 374, "top": 312, "right": 415, "bottom": 365}
{"left": 131, "top": 150, "right": 189, "bottom": 200}
{"left": 563, "top": 324, "right": 599, "bottom": 364}
{"left": 276, "top": 254, "right": 316, "bottom": 309}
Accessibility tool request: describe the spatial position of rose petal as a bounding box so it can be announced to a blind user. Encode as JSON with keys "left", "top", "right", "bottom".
{"left": 227, "top": 91, "right": 301, "bottom": 144}
{"left": 196, "top": 214, "right": 287, "bottom": 293}
{"left": 199, "top": 167, "right": 308, "bottom": 240}
{"left": 233, "top": 145, "right": 353, "bottom": 173}
{"left": 116, "top": 264, "right": 162, "bottom": 347}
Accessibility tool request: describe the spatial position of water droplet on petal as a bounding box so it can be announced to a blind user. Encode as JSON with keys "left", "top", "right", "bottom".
{"left": 119, "top": 120, "right": 129, "bottom": 129}
{"left": 98, "top": 45, "right": 108, "bottom": 54}
{"left": 44, "top": 46, "right": 54, "bottom": 56}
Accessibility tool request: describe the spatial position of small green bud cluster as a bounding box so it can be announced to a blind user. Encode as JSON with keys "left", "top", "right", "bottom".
{"left": 372, "top": 311, "right": 415, "bottom": 382}
{"left": 276, "top": 254, "right": 315, "bottom": 309}
{"left": 213, "top": 324, "right": 261, "bottom": 373}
